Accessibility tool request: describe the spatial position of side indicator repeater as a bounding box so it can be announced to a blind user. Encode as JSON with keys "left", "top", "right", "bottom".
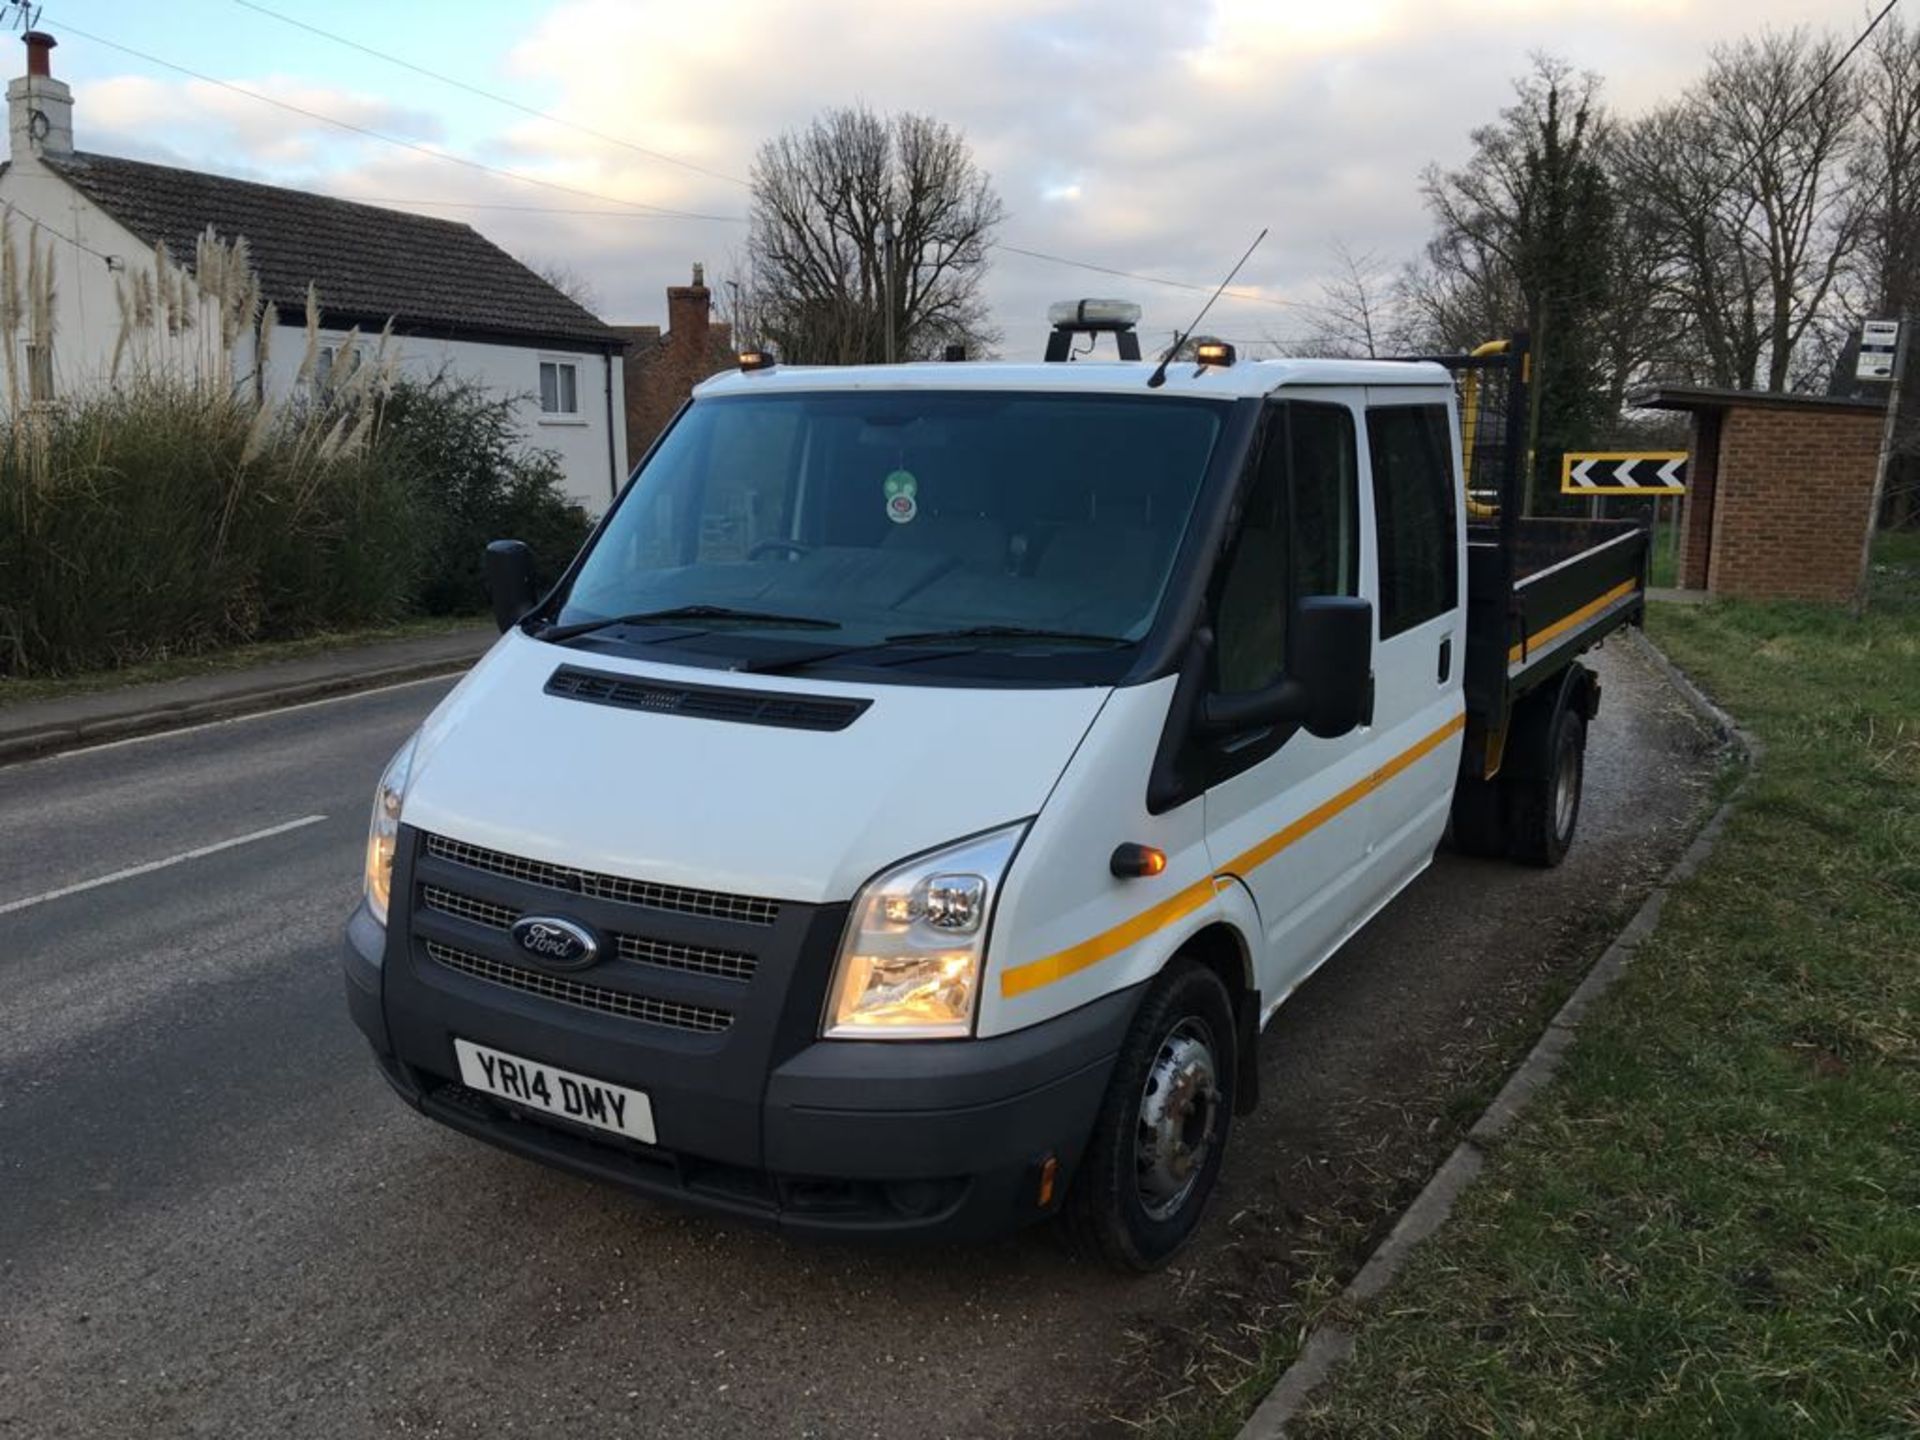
{"left": 1110, "top": 843, "right": 1168, "bottom": 879}
{"left": 1036, "top": 1154, "right": 1060, "bottom": 1209}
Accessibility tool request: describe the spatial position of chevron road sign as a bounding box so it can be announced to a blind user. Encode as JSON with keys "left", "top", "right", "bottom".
{"left": 1560, "top": 451, "right": 1688, "bottom": 495}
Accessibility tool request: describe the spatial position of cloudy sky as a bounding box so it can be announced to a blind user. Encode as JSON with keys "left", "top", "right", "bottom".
{"left": 35, "top": 0, "right": 1872, "bottom": 358}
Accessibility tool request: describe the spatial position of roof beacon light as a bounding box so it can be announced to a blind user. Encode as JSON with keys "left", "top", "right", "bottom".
{"left": 1046, "top": 298, "right": 1142, "bottom": 330}
{"left": 1045, "top": 298, "right": 1143, "bottom": 363}
{"left": 736, "top": 348, "right": 777, "bottom": 372}
{"left": 1193, "top": 340, "right": 1236, "bottom": 368}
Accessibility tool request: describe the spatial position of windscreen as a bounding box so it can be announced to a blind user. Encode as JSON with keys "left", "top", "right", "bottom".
{"left": 560, "top": 390, "right": 1227, "bottom": 652}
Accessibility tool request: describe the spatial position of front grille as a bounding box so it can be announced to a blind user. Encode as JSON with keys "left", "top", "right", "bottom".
{"left": 546, "top": 664, "right": 870, "bottom": 733}
{"left": 615, "top": 933, "right": 756, "bottom": 983}
{"left": 424, "top": 940, "right": 733, "bottom": 1035}
{"left": 422, "top": 885, "right": 513, "bottom": 931}
{"left": 421, "top": 882, "right": 758, "bottom": 983}
{"left": 424, "top": 832, "right": 779, "bottom": 927}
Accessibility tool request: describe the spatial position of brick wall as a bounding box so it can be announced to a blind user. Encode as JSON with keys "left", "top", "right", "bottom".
{"left": 617, "top": 265, "right": 734, "bottom": 464}
{"left": 1707, "top": 404, "right": 1883, "bottom": 603}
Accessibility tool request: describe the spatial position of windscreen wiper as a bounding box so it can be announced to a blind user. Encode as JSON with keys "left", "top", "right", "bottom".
{"left": 881, "top": 624, "right": 1131, "bottom": 647}
{"left": 535, "top": 605, "right": 841, "bottom": 644}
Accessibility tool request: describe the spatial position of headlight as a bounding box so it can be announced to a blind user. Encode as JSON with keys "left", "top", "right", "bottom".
{"left": 363, "top": 734, "right": 418, "bottom": 927}
{"left": 823, "top": 822, "right": 1027, "bottom": 1039}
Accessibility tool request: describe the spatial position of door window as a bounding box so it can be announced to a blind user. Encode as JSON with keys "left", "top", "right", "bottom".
{"left": 1213, "top": 402, "right": 1359, "bottom": 694}
{"left": 1366, "top": 405, "right": 1457, "bottom": 637}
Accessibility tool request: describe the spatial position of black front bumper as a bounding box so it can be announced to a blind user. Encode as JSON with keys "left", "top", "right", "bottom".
{"left": 344, "top": 883, "right": 1136, "bottom": 1241}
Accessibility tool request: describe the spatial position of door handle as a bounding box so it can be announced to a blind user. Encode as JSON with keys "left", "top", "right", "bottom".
{"left": 1437, "top": 636, "right": 1452, "bottom": 683}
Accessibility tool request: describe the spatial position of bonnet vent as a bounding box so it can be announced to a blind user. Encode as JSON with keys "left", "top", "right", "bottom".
{"left": 545, "top": 665, "right": 869, "bottom": 732}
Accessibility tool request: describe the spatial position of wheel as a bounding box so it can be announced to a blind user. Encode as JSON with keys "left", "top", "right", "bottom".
{"left": 1449, "top": 775, "right": 1509, "bottom": 857}
{"left": 747, "top": 539, "right": 812, "bottom": 560}
{"left": 1506, "top": 707, "right": 1585, "bottom": 867}
{"left": 1067, "top": 961, "right": 1236, "bottom": 1271}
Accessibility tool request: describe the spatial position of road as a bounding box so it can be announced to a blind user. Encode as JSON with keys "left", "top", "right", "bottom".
{"left": 0, "top": 641, "right": 1719, "bottom": 1438}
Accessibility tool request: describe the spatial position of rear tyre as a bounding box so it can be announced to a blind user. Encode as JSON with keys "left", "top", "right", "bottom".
{"left": 1448, "top": 776, "right": 1509, "bottom": 858}
{"left": 1506, "top": 706, "right": 1586, "bottom": 867}
{"left": 1067, "top": 960, "right": 1237, "bottom": 1272}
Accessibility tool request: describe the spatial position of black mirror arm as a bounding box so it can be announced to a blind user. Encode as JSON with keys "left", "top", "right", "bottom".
{"left": 1196, "top": 678, "right": 1310, "bottom": 736}
{"left": 484, "top": 539, "right": 538, "bottom": 633}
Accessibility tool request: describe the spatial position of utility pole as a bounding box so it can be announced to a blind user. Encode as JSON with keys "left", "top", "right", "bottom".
{"left": 1855, "top": 316, "right": 1911, "bottom": 615}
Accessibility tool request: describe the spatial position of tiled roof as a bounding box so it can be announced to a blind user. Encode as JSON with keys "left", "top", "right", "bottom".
{"left": 43, "top": 150, "right": 619, "bottom": 348}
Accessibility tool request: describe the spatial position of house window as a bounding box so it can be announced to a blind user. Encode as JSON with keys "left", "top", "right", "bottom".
{"left": 25, "top": 342, "right": 53, "bottom": 403}
{"left": 540, "top": 359, "right": 579, "bottom": 416}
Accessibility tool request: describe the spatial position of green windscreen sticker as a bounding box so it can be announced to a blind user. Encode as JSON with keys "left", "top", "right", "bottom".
{"left": 884, "top": 469, "right": 918, "bottom": 524}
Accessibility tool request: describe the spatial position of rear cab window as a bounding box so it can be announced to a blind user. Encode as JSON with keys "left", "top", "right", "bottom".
{"left": 1365, "top": 405, "right": 1458, "bottom": 637}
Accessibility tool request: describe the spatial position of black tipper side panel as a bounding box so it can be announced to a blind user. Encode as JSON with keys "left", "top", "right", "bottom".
{"left": 545, "top": 665, "right": 871, "bottom": 732}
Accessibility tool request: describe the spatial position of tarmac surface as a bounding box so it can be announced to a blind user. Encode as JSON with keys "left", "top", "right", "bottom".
{"left": 0, "top": 637, "right": 1719, "bottom": 1438}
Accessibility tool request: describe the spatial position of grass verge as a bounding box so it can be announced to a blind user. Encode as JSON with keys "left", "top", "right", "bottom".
{"left": 0, "top": 614, "right": 486, "bottom": 710}
{"left": 1276, "top": 560, "right": 1920, "bottom": 1434}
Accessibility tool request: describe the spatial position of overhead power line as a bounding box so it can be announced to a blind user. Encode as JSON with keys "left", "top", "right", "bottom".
{"left": 1770, "top": 0, "right": 1900, "bottom": 150}
{"left": 219, "top": 2, "right": 1311, "bottom": 313}
{"left": 45, "top": 17, "right": 749, "bottom": 224}
{"left": 53, "top": 17, "right": 1317, "bottom": 316}
{"left": 994, "top": 241, "right": 1316, "bottom": 312}
{"left": 229, "top": 0, "right": 752, "bottom": 189}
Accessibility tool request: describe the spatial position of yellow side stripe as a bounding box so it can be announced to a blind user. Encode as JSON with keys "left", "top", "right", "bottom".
{"left": 1509, "top": 579, "right": 1637, "bottom": 665}
{"left": 999, "top": 873, "right": 1218, "bottom": 999}
{"left": 997, "top": 712, "right": 1466, "bottom": 999}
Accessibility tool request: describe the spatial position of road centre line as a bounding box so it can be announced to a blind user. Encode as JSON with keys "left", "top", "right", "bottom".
{"left": 0, "top": 815, "right": 330, "bottom": 916}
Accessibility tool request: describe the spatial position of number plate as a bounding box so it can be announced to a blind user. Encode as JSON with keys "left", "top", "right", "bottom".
{"left": 454, "top": 1039, "right": 656, "bottom": 1145}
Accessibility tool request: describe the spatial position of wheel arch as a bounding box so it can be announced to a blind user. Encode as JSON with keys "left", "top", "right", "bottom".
{"left": 1504, "top": 659, "right": 1597, "bottom": 781}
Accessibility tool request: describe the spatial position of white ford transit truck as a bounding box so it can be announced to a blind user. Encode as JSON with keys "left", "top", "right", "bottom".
{"left": 343, "top": 315, "right": 1644, "bottom": 1269}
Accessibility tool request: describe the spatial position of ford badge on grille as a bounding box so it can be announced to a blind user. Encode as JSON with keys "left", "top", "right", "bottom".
{"left": 509, "top": 916, "right": 600, "bottom": 970}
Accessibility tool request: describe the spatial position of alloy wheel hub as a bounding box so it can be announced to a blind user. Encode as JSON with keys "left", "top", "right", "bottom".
{"left": 1134, "top": 1022, "right": 1220, "bottom": 1221}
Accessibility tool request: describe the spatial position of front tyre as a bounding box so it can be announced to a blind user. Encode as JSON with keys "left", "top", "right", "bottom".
{"left": 1067, "top": 960, "right": 1236, "bottom": 1271}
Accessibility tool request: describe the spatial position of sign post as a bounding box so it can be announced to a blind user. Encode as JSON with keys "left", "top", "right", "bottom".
{"left": 1856, "top": 318, "right": 1909, "bottom": 614}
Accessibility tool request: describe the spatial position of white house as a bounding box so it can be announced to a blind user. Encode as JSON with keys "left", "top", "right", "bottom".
{"left": 0, "top": 30, "right": 628, "bottom": 512}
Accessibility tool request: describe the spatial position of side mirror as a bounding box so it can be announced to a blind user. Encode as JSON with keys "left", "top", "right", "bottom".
{"left": 1290, "top": 595, "right": 1374, "bottom": 738}
{"left": 1198, "top": 596, "right": 1374, "bottom": 739}
{"left": 484, "top": 539, "right": 537, "bottom": 632}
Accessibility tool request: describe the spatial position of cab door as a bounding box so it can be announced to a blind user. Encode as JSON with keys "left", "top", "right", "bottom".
{"left": 1357, "top": 393, "right": 1467, "bottom": 890}
{"left": 1201, "top": 394, "right": 1377, "bottom": 1007}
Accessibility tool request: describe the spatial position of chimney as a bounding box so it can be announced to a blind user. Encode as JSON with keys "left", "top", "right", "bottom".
{"left": 665, "top": 263, "right": 711, "bottom": 357}
{"left": 9, "top": 31, "right": 74, "bottom": 160}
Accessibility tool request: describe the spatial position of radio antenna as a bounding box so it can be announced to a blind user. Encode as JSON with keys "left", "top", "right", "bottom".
{"left": 1147, "top": 227, "right": 1268, "bottom": 389}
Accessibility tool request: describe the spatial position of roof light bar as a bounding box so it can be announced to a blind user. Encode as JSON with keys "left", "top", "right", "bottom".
{"left": 1193, "top": 340, "right": 1236, "bottom": 367}
{"left": 737, "top": 348, "right": 776, "bottom": 372}
{"left": 1046, "top": 298, "right": 1142, "bottom": 331}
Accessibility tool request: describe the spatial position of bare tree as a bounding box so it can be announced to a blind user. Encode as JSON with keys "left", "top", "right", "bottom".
{"left": 1701, "top": 30, "right": 1863, "bottom": 390}
{"left": 1420, "top": 57, "right": 1618, "bottom": 507}
{"left": 1305, "top": 243, "right": 1400, "bottom": 357}
{"left": 1394, "top": 244, "right": 1525, "bottom": 356}
{"left": 1848, "top": 17, "right": 1920, "bottom": 523}
{"left": 527, "top": 258, "right": 602, "bottom": 315}
{"left": 743, "top": 106, "right": 1003, "bottom": 364}
{"left": 1614, "top": 102, "right": 1766, "bottom": 389}
{"left": 1855, "top": 16, "right": 1920, "bottom": 319}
